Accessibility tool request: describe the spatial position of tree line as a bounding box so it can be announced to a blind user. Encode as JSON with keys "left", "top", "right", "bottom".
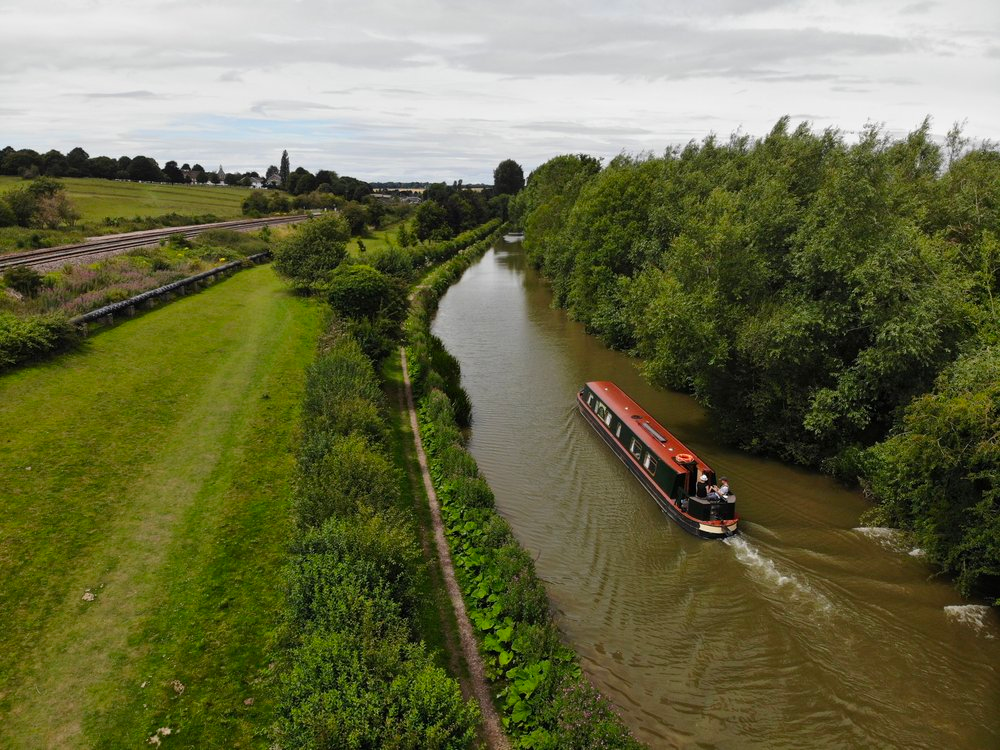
{"left": 408, "top": 159, "right": 525, "bottom": 242}
{"left": 511, "top": 119, "right": 999, "bottom": 600}
{"left": 0, "top": 145, "right": 373, "bottom": 198}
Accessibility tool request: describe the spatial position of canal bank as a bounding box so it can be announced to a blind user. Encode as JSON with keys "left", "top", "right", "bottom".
{"left": 431, "top": 239, "right": 1000, "bottom": 749}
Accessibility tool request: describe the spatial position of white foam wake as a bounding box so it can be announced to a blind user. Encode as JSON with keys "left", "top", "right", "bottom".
{"left": 854, "top": 526, "right": 908, "bottom": 552}
{"left": 725, "top": 536, "right": 833, "bottom": 614}
{"left": 944, "top": 605, "right": 995, "bottom": 638}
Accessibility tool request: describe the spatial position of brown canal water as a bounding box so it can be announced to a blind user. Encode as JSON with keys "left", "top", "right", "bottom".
{"left": 431, "top": 241, "right": 1000, "bottom": 750}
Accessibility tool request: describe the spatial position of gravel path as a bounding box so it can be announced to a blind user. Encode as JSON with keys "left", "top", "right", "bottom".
{"left": 400, "top": 347, "right": 510, "bottom": 750}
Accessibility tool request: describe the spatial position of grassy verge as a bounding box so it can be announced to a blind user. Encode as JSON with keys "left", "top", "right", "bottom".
{"left": 0, "top": 265, "right": 324, "bottom": 748}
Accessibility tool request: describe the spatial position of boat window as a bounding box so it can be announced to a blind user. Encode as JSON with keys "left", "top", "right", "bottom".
{"left": 615, "top": 422, "right": 622, "bottom": 438}
{"left": 644, "top": 452, "right": 658, "bottom": 475}
{"left": 595, "top": 401, "right": 612, "bottom": 427}
{"left": 587, "top": 393, "right": 594, "bottom": 407}
{"left": 629, "top": 438, "right": 643, "bottom": 460}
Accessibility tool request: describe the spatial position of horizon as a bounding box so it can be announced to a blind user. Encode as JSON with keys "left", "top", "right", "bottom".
{"left": 3, "top": 0, "right": 999, "bottom": 182}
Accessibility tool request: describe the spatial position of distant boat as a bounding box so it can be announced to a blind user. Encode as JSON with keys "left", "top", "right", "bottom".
{"left": 503, "top": 231, "right": 525, "bottom": 242}
{"left": 578, "top": 381, "right": 739, "bottom": 539}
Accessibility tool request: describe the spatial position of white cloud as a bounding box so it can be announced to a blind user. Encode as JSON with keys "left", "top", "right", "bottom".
{"left": 1, "top": 0, "right": 998, "bottom": 181}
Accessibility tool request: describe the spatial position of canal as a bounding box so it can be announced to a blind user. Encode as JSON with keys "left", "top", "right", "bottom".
{"left": 431, "top": 240, "right": 1000, "bottom": 749}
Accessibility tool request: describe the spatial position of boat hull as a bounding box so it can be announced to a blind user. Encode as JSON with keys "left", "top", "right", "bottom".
{"left": 577, "top": 396, "right": 738, "bottom": 539}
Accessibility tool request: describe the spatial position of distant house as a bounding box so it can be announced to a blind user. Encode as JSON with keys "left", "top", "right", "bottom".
{"left": 248, "top": 177, "right": 263, "bottom": 189}
{"left": 265, "top": 174, "right": 282, "bottom": 187}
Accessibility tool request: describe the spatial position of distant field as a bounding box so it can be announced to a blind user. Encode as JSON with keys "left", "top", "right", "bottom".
{"left": 0, "top": 266, "right": 323, "bottom": 747}
{"left": 0, "top": 176, "right": 251, "bottom": 223}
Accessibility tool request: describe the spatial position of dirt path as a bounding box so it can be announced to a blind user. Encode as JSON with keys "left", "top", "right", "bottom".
{"left": 399, "top": 347, "right": 510, "bottom": 750}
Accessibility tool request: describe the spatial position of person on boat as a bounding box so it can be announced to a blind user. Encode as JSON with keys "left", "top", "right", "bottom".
{"left": 718, "top": 477, "right": 730, "bottom": 497}
{"left": 696, "top": 473, "right": 709, "bottom": 498}
{"left": 706, "top": 484, "right": 720, "bottom": 502}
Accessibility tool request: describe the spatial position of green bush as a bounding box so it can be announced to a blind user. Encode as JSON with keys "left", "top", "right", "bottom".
{"left": 277, "top": 629, "right": 478, "bottom": 750}
{"left": 452, "top": 476, "right": 495, "bottom": 509}
{"left": 429, "top": 335, "right": 472, "bottom": 427}
{"left": 0, "top": 311, "right": 80, "bottom": 369}
{"left": 368, "top": 245, "right": 414, "bottom": 279}
{"left": 327, "top": 264, "right": 407, "bottom": 322}
{"left": 295, "top": 433, "right": 401, "bottom": 527}
{"left": 273, "top": 213, "right": 350, "bottom": 288}
{"left": 3, "top": 266, "right": 43, "bottom": 297}
{"left": 301, "top": 336, "right": 384, "bottom": 440}
{"left": 288, "top": 513, "right": 423, "bottom": 631}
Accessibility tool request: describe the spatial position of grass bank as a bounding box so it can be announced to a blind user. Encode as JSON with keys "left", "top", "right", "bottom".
{"left": 0, "top": 264, "right": 324, "bottom": 748}
{"left": 0, "top": 176, "right": 253, "bottom": 253}
{"left": 0, "top": 175, "right": 250, "bottom": 223}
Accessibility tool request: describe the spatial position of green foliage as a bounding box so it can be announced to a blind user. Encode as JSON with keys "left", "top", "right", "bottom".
{"left": 273, "top": 213, "right": 351, "bottom": 287}
{"left": 516, "top": 119, "right": 1000, "bottom": 597}
{"left": 295, "top": 433, "right": 401, "bottom": 527}
{"left": 327, "top": 264, "right": 407, "bottom": 322}
{"left": 0, "top": 311, "right": 80, "bottom": 369}
{"left": 864, "top": 344, "right": 1000, "bottom": 600}
{"left": 4, "top": 266, "right": 44, "bottom": 297}
{"left": 2, "top": 177, "right": 78, "bottom": 228}
{"left": 493, "top": 159, "right": 525, "bottom": 196}
{"left": 278, "top": 323, "right": 479, "bottom": 749}
{"left": 414, "top": 200, "right": 451, "bottom": 241}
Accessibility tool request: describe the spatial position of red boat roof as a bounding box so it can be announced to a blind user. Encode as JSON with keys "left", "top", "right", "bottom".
{"left": 585, "top": 381, "right": 712, "bottom": 478}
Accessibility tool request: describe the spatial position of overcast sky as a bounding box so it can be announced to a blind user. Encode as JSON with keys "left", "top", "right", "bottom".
{"left": 2, "top": 0, "right": 998, "bottom": 182}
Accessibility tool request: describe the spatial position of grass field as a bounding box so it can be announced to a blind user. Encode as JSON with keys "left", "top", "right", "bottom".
{"left": 0, "top": 176, "right": 251, "bottom": 224}
{"left": 0, "top": 265, "right": 324, "bottom": 748}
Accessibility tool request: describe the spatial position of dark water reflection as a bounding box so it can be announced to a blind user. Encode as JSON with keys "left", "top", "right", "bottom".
{"left": 431, "top": 242, "right": 1000, "bottom": 749}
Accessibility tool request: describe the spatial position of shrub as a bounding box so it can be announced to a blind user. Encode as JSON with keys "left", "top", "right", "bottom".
{"left": 273, "top": 213, "right": 350, "bottom": 287}
{"left": 452, "top": 476, "right": 495, "bottom": 509}
{"left": 277, "top": 629, "right": 478, "bottom": 750}
{"left": 0, "top": 311, "right": 80, "bottom": 369}
{"left": 429, "top": 335, "right": 472, "bottom": 427}
{"left": 490, "top": 544, "right": 551, "bottom": 625}
{"left": 288, "top": 512, "right": 423, "bottom": 630}
{"left": 327, "top": 264, "right": 407, "bottom": 322}
{"left": 0, "top": 200, "right": 15, "bottom": 228}
{"left": 301, "top": 336, "right": 384, "bottom": 439}
{"left": 368, "top": 245, "right": 414, "bottom": 279}
{"left": 295, "top": 433, "right": 401, "bottom": 526}
{"left": 437, "top": 443, "right": 479, "bottom": 480}
{"left": 3, "top": 266, "right": 43, "bottom": 297}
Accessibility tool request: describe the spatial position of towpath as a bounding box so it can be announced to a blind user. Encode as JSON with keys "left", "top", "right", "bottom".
{"left": 399, "top": 347, "right": 510, "bottom": 750}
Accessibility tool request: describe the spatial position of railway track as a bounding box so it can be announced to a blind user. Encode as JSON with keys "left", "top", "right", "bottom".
{"left": 0, "top": 214, "right": 308, "bottom": 271}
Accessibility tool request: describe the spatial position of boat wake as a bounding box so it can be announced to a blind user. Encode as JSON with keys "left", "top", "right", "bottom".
{"left": 944, "top": 605, "right": 996, "bottom": 639}
{"left": 854, "top": 526, "right": 909, "bottom": 553}
{"left": 724, "top": 536, "right": 833, "bottom": 614}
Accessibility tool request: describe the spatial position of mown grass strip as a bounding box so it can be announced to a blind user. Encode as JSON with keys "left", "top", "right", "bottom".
{"left": 0, "top": 265, "right": 324, "bottom": 748}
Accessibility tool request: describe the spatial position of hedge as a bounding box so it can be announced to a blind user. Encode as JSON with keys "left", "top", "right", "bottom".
{"left": 0, "top": 311, "right": 80, "bottom": 370}
{"left": 276, "top": 325, "right": 479, "bottom": 749}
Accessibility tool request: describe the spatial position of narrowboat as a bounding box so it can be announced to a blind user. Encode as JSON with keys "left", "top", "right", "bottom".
{"left": 577, "top": 381, "right": 738, "bottom": 539}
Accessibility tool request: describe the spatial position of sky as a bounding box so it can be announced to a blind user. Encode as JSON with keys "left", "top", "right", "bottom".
{"left": 2, "top": 0, "right": 999, "bottom": 182}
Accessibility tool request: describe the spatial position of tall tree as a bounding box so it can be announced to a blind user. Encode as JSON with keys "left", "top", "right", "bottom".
{"left": 279, "top": 150, "right": 290, "bottom": 189}
{"left": 493, "top": 158, "right": 525, "bottom": 196}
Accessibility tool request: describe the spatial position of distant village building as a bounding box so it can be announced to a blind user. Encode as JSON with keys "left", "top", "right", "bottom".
{"left": 217, "top": 165, "right": 226, "bottom": 182}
